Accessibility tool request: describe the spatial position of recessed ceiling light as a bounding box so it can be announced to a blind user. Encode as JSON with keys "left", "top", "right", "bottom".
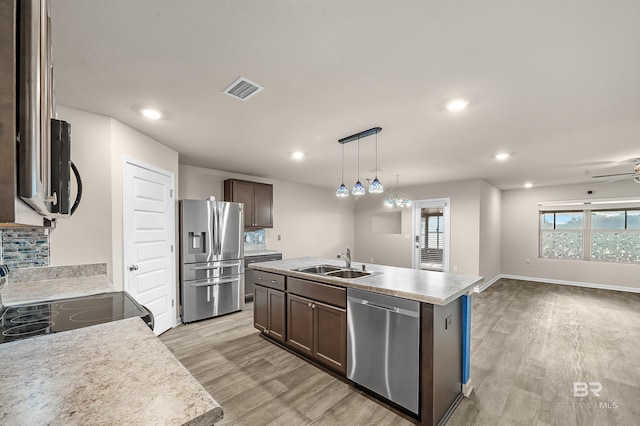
{"left": 524, "top": 182, "right": 533, "bottom": 188}
{"left": 446, "top": 99, "right": 469, "bottom": 112}
{"left": 495, "top": 153, "right": 510, "bottom": 161}
{"left": 141, "top": 108, "right": 162, "bottom": 120}
{"left": 292, "top": 152, "right": 304, "bottom": 160}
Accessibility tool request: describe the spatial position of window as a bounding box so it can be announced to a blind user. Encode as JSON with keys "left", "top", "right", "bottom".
{"left": 539, "top": 207, "right": 640, "bottom": 263}
{"left": 540, "top": 211, "right": 584, "bottom": 259}
{"left": 591, "top": 210, "right": 640, "bottom": 262}
{"left": 419, "top": 208, "right": 445, "bottom": 271}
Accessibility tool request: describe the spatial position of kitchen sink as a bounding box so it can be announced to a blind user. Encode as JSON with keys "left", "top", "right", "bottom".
{"left": 293, "top": 264, "right": 378, "bottom": 280}
{"left": 326, "top": 269, "right": 373, "bottom": 279}
{"left": 294, "top": 265, "right": 342, "bottom": 274}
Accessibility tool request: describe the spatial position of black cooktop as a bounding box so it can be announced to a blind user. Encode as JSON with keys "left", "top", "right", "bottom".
{"left": 0, "top": 291, "right": 153, "bottom": 344}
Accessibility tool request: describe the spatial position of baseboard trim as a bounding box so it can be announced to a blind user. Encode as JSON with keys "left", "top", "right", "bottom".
{"left": 475, "top": 275, "right": 501, "bottom": 292}
{"left": 495, "top": 274, "right": 640, "bottom": 294}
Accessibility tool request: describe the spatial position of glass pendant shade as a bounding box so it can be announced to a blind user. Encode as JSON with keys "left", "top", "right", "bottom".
{"left": 352, "top": 137, "right": 365, "bottom": 196}
{"left": 352, "top": 180, "right": 366, "bottom": 196}
{"left": 369, "top": 177, "right": 384, "bottom": 194}
{"left": 336, "top": 183, "right": 349, "bottom": 197}
{"left": 369, "top": 133, "right": 383, "bottom": 193}
{"left": 336, "top": 141, "right": 349, "bottom": 198}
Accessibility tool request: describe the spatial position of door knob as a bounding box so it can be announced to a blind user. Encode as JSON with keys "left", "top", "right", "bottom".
{"left": 129, "top": 265, "right": 139, "bottom": 271}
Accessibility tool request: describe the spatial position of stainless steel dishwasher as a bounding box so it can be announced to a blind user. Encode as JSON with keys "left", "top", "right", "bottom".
{"left": 347, "top": 288, "right": 420, "bottom": 415}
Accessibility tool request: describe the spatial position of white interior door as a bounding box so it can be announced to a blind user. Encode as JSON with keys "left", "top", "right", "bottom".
{"left": 123, "top": 159, "right": 175, "bottom": 335}
{"left": 412, "top": 198, "right": 451, "bottom": 272}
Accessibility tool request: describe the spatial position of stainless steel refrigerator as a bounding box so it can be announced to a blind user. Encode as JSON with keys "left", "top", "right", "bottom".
{"left": 179, "top": 199, "right": 244, "bottom": 323}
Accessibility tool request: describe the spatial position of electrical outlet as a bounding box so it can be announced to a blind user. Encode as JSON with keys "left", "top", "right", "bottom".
{"left": 453, "top": 265, "right": 458, "bottom": 272}
{"left": 526, "top": 259, "right": 531, "bottom": 266}
{"left": 445, "top": 315, "right": 452, "bottom": 330}
{"left": 277, "top": 234, "right": 281, "bottom": 241}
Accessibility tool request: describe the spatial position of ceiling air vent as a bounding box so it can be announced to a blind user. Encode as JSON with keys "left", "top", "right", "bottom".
{"left": 223, "top": 77, "right": 264, "bottom": 101}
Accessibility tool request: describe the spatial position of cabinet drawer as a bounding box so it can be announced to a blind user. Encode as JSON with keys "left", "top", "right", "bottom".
{"left": 253, "top": 270, "right": 285, "bottom": 291}
{"left": 288, "top": 277, "right": 346, "bottom": 309}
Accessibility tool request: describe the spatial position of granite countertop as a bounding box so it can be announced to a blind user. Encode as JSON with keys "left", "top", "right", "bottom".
{"left": 249, "top": 257, "right": 484, "bottom": 306}
{"left": 244, "top": 249, "right": 283, "bottom": 257}
{"left": 1, "top": 274, "right": 114, "bottom": 306}
{"left": 0, "top": 317, "right": 223, "bottom": 425}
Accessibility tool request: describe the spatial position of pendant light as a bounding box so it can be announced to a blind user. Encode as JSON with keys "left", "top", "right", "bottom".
{"left": 336, "top": 127, "right": 382, "bottom": 199}
{"left": 384, "top": 175, "right": 412, "bottom": 207}
{"left": 352, "top": 137, "right": 366, "bottom": 196}
{"left": 369, "top": 132, "right": 383, "bottom": 193}
{"left": 336, "top": 142, "right": 349, "bottom": 197}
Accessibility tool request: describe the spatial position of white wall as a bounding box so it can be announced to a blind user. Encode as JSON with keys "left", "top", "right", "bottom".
{"left": 110, "top": 120, "right": 179, "bottom": 290}
{"left": 479, "top": 180, "right": 502, "bottom": 282}
{"left": 502, "top": 180, "right": 640, "bottom": 289}
{"left": 52, "top": 106, "right": 113, "bottom": 280}
{"left": 354, "top": 179, "right": 487, "bottom": 276}
{"left": 179, "top": 165, "right": 355, "bottom": 259}
{"left": 51, "top": 106, "right": 179, "bottom": 293}
{"left": 49, "top": 106, "right": 640, "bottom": 294}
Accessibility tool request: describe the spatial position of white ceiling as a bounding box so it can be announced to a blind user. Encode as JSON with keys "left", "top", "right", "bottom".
{"left": 51, "top": 0, "right": 640, "bottom": 191}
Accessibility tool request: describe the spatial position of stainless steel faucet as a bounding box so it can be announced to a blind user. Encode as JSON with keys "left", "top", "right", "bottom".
{"left": 337, "top": 248, "right": 351, "bottom": 268}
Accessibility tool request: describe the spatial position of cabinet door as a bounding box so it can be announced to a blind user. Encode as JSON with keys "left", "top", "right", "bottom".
{"left": 267, "top": 289, "right": 286, "bottom": 343}
{"left": 313, "top": 301, "right": 347, "bottom": 375}
{"left": 231, "top": 180, "right": 255, "bottom": 227}
{"left": 254, "top": 284, "right": 268, "bottom": 332}
{"left": 286, "top": 294, "right": 314, "bottom": 357}
{"left": 253, "top": 183, "right": 273, "bottom": 228}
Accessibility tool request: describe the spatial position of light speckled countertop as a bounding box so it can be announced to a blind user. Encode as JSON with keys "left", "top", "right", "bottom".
{"left": 244, "top": 249, "right": 283, "bottom": 257}
{"left": 249, "top": 257, "right": 483, "bottom": 305}
{"left": 1, "top": 274, "right": 114, "bottom": 306}
{"left": 0, "top": 317, "right": 223, "bottom": 425}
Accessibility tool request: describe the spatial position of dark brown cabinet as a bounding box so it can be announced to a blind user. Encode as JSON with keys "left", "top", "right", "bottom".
{"left": 286, "top": 278, "right": 347, "bottom": 375}
{"left": 253, "top": 270, "right": 286, "bottom": 343}
{"left": 286, "top": 294, "right": 314, "bottom": 357}
{"left": 254, "top": 284, "right": 269, "bottom": 331}
{"left": 313, "top": 301, "right": 346, "bottom": 374}
{"left": 224, "top": 179, "right": 273, "bottom": 229}
{"left": 254, "top": 285, "right": 286, "bottom": 343}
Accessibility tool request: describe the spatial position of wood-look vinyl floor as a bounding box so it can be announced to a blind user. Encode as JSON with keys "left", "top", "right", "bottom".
{"left": 160, "top": 279, "right": 640, "bottom": 425}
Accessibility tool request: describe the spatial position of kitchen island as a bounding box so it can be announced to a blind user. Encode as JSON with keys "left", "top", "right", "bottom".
{"left": 0, "top": 317, "right": 223, "bottom": 425}
{"left": 249, "top": 257, "right": 483, "bottom": 426}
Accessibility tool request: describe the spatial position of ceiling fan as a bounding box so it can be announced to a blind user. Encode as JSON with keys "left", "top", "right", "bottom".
{"left": 592, "top": 158, "right": 640, "bottom": 183}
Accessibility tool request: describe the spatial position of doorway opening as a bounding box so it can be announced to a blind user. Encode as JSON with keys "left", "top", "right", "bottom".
{"left": 413, "top": 198, "right": 450, "bottom": 272}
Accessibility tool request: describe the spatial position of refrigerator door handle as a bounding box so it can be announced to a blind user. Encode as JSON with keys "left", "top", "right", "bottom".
{"left": 189, "top": 261, "right": 242, "bottom": 270}
{"left": 190, "top": 277, "right": 241, "bottom": 287}
{"left": 207, "top": 285, "right": 211, "bottom": 302}
{"left": 213, "top": 202, "right": 219, "bottom": 257}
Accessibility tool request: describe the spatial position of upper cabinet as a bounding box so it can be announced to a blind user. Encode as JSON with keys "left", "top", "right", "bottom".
{"left": 223, "top": 179, "right": 273, "bottom": 229}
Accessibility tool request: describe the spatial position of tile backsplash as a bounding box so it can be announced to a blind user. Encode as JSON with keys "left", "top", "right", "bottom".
{"left": 0, "top": 228, "right": 50, "bottom": 269}
{"left": 244, "top": 228, "right": 266, "bottom": 251}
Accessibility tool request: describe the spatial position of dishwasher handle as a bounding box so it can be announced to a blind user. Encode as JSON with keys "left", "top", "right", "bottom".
{"left": 348, "top": 295, "right": 420, "bottom": 318}
{"left": 362, "top": 300, "right": 399, "bottom": 313}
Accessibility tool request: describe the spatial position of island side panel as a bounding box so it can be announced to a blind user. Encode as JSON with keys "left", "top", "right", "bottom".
{"left": 420, "top": 303, "right": 435, "bottom": 425}
{"left": 433, "top": 298, "right": 463, "bottom": 423}
{"left": 420, "top": 298, "right": 464, "bottom": 426}
{"left": 462, "top": 294, "right": 472, "bottom": 395}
